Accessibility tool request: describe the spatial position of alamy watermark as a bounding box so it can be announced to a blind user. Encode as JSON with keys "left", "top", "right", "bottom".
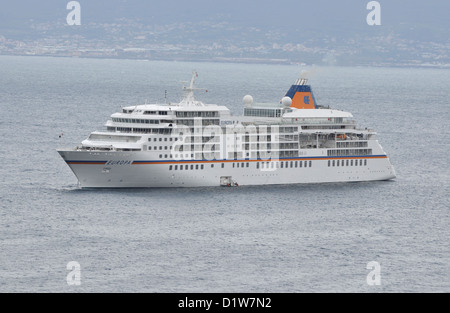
{"left": 167, "top": 120, "right": 281, "bottom": 172}
{"left": 67, "top": 1, "right": 81, "bottom": 26}
{"left": 366, "top": 261, "right": 381, "bottom": 286}
{"left": 366, "top": 1, "right": 381, "bottom": 26}
{"left": 65, "top": 2, "right": 380, "bottom": 27}
{"left": 65, "top": 2, "right": 380, "bottom": 28}
{"left": 66, "top": 261, "right": 81, "bottom": 286}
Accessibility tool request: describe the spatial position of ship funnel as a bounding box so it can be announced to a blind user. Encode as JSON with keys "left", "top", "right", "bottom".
{"left": 284, "top": 76, "right": 317, "bottom": 109}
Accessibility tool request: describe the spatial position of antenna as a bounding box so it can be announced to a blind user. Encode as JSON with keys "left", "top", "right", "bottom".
{"left": 180, "top": 71, "right": 207, "bottom": 106}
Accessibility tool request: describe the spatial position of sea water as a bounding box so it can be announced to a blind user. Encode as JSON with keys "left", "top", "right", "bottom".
{"left": 0, "top": 56, "right": 448, "bottom": 292}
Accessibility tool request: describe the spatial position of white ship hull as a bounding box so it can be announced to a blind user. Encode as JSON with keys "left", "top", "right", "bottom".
{"left": 57, "top": 72, "right": 397, "bottom": 188}
{"left": 58, "top": 150, "right": 396, "bottom": 188}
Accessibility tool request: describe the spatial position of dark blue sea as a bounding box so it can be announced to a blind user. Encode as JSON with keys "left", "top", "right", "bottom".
{"left": 0, "top": 55, "right": 448, "bottom": 292}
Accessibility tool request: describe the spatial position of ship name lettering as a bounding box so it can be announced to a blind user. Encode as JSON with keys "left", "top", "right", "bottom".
{"left": 105, "top": 160, "right": 132, "bottom": 165}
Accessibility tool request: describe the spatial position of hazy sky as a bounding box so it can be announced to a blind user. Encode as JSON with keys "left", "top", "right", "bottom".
{"left": 1, "top": 0, "right": 449, "bottom": 31}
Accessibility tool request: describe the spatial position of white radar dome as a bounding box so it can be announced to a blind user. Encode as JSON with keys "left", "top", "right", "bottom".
{"left": 281, "top": 96, "right": 292, "bottom": 107}
{"left": 243, "top": 95, "right": 253, "bottom": 107}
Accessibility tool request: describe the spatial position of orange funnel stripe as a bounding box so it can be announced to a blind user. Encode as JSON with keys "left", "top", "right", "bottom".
{"left": 285, "top": 85, "right": 317, "bottom": 109}
{"left": 291, "top": 91, "right": 316, "bottom": 109}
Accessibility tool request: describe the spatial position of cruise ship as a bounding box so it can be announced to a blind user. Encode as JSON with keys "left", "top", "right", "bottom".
{"left": 57, "top": 72, "right": 396, "bottom": 188}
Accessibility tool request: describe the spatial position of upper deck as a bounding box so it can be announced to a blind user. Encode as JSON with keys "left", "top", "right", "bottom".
{"left": 76, "top": 72, "right": 378, "bottom": 156}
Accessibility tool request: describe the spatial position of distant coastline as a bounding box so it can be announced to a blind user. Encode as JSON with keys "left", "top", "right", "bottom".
{"left": 1, "top": 52, "right": 449, "bottom": 69}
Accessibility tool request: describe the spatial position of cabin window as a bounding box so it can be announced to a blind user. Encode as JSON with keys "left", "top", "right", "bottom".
{"left": 201, "top": 164, "right": 204, "bottom": 170}
{"left": 364, "top": 159, "right": 367, "bottom": 166}
{"left": 221, "top": 163, "right": 225, "bottom": 168}
{"left": 174, "top": 165, "right": 178, "bottom": 170}
{"left": 328, "top": 160, "right": 331, "bottom": 167}
{"left": 169, "top": 165, "right": 172, "bottom": 171}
